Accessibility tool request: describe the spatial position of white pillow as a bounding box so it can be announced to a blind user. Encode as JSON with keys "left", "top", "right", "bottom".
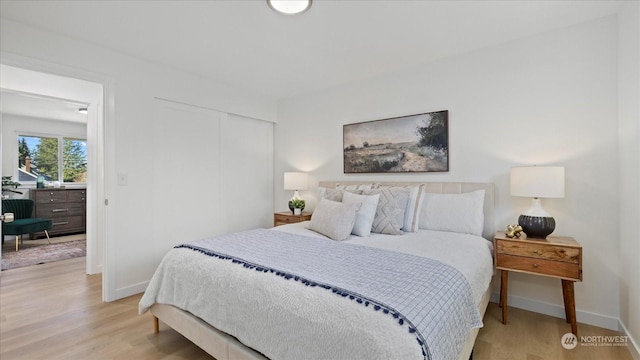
{"left": 419, "top": 190, "right": 485, "bottom": 236}
{"left": 307, "top": 198, "right": 360, "bottom": 241}
{"left": 363, "top": 187, "right": 410, "bottom": 235}
{"left": 342, "top": 191, "right": 380, "bottom": 237}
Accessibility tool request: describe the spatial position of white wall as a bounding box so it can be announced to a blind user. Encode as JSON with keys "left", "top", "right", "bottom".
{"left": 618, "top": 2, "right": 640, "bottom": 357}
{"left": 221, "top": 114, "right": 275, "bottom": 233}
{"left": 276, "top": 16, "right": 622, "bottom": 330}
{"left": 0, "top": 19, "right": 277, "bottom": 300}
{"left": 120, "top": 101, "right": 274, "bottom": 293}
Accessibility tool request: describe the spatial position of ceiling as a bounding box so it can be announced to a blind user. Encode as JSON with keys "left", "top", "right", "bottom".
{"left": 0, "top": 0, "right": 623, "bottom": 101}
{"left": 0, "top": 91, "right": 88, "bottom": 124}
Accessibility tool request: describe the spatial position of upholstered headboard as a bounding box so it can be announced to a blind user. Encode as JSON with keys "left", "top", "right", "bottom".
{"left": 318, "top": 181, "right": 495, "bottom": 240}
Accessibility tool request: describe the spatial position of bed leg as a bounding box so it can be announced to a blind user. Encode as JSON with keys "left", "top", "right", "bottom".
{"left": 153, "top": 316, "right": 159, "bottom": 334}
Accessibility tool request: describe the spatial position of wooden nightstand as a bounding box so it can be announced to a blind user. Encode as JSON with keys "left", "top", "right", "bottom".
{"left": 494, "top": 231, "right": 583, "bottom": 335}
{"left": 273, "top": 211, "right": 312, "bottom": 227}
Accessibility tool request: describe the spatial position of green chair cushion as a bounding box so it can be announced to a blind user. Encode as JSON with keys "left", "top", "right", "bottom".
{"left": 3, "top": 218, "right": 53, "bottom": 236}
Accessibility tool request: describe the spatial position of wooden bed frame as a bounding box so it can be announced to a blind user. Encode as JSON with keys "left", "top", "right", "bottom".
{"left": 150, "top": 181, "right": 495, "bottom": 360}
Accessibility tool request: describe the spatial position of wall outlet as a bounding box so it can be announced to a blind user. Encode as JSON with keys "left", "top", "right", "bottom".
{"left": 117, "top": 173, "right": 128, "bottom": 186}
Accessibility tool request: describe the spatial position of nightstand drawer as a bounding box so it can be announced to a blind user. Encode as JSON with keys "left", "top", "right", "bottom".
{"left": 496, "top": 254, "right": 581, "bottom": 280}
{"left": 275, "top": 214, "right": 300, "bottom": 224}
{"left": 497, "top": 241, "right": 580, "bottom": 263}
{"left": 273, "top": 212, "right": 312, "bottom": 227}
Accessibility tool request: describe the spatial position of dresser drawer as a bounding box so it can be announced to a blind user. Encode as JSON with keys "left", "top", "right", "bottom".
{"left": 496, "top": 241, "right": 580, "bottom": 264}
{"left": 50, "top": 216, "right": 84, "bottom": 232}
{"left": 496, "top": 254, "right": 581, "bottom": 280}
{"left": 36, "top": 203, "right": 85, "bottom": 218}
{"left": 33, "top": 190, "right": 67, "bottom": 203}
{"left": 67, "top": 189, "right": 87, "bottom": 202}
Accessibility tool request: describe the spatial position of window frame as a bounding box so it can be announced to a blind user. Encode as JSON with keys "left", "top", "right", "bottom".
{"left": 17, "top": 132, "right": 88, "bottom": 186}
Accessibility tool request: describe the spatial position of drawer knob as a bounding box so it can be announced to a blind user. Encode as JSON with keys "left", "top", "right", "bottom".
{"left": 50, "top": 199, "right": 54, "bottom": 202}
{"left": 533, "top": 263, "right": 539, "bottom": 268}
{"left": 81, "top": 198, "right": 85, "bottom": 201}
{"left": 533, "top": 250, "right": 539, "bottom": 254}
{"left": 50, "top": 192, "right": 54, "bottom": 195}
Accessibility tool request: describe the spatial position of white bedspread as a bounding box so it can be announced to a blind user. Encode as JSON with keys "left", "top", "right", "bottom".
{"left": 273, "top": 222, "right": 494, "bottom": 304}
{"left": 140, "top": 225, "right": 494, "bottom": 360}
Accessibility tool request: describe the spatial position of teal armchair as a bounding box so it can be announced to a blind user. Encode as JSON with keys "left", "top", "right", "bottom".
{"left": 2, "top": 199, "right": 52, "bottom": 251}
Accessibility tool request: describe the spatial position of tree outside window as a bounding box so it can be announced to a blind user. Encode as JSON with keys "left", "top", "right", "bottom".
{"left": 18, "top": 135, "right": 87, "bottom": 183}
{"left": 63, "top": 138, "right": 87, "bottom": 182}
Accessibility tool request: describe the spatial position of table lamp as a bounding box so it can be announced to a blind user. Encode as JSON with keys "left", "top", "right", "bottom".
{"left": 284, "top": 172, "right": 308, "bottom": 214}
{"left": 510, "top": 166, "right": 565, "bottom": 238}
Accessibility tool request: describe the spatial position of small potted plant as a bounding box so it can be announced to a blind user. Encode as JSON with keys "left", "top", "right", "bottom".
{"left": 289, "top": 198, "right": 306, "bottom": 215}
{"left": 2, "top": 176, "right": 22, "bottom": 198}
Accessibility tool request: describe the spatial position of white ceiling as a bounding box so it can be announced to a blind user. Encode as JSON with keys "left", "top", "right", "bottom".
{"left": 0, "top": 0, "right": 623, "bottom": 101}
{"left": 0, "top": 91, "right": 88, "bottom": 124}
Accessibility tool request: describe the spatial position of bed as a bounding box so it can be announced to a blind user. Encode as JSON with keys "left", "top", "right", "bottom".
{"left": 139, "top": 181, "right": 495, "bottom": 360}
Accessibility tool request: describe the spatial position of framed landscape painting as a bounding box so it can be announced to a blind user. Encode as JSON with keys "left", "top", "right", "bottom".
{"left": 343, "top": 110, "right": 448, "bottom": 173}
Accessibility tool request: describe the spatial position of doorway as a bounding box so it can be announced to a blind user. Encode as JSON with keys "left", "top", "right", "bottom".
{"left": 0, "top": 64, "right": 106, "bottom": 289}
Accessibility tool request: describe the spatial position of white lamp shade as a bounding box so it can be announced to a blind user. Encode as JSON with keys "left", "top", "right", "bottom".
{"left": 510, "top": 166, "right": 565, "bottom": 198}
{"left": 267, "top": 0, "right": 312, "bottom": 15}
{"left": 284, "top": 172, "right": 308, "bottom": 190}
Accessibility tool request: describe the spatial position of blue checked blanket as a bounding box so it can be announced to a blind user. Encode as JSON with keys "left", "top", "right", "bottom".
{"left": 179, "top": 229, "right": 482, "bottom": 360}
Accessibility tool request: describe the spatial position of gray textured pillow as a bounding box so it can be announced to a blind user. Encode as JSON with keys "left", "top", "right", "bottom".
{"left": 363, "top": 187, "right": 410, "bottom": 235}
{"left": 378, "top": 184, "right": 424, "bottom": 232}
{"left": 307, "top": 199, "right": 361, "bottom": 241}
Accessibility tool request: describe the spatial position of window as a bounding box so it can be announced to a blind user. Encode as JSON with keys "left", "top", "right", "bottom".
{"left": 18, "top": 135, "right": 87, "bottom": 184}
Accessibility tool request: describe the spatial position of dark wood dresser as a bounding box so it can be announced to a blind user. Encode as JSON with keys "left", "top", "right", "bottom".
{"left": 30, "top": 188, "right": 87, "bottom": 237}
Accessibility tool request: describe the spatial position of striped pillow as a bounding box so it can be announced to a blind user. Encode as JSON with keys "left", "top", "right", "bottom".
{"left": 317, "top": 187, "right": 363, "bottom": 202}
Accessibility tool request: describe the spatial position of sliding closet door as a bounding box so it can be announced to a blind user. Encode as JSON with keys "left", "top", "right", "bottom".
{"left": 220, "top": 114, "right": 274, "bottom": 232}
{"left": 153, "top": 100, "right": 224, "bottom": 245}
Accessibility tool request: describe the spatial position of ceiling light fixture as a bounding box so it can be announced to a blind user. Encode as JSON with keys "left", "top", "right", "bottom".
{"left": 267, "top": 0, "right": 312, "bottom": 15}
{"left": 78, "top": 107, "right": 88, "bottom": 114}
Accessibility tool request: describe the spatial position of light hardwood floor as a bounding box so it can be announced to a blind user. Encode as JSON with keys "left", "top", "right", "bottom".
{"left": 0, "top": 257, "right": 634, "bottom": 360}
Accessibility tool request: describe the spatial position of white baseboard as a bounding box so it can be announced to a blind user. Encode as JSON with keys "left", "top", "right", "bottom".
{"left": 86, "top": 264, "right": 103, "bottom": 275}
{"left": 490, "top": 292, "right": 619, "bottom": 330}
{"left": 490, "top": 292, "right": 640, "bottom": 358}
{"left": 114, "top": 281, "right": 149, "bottom": 301}
{"left": 619, "top": 320, "right": 640, "bottom": 360}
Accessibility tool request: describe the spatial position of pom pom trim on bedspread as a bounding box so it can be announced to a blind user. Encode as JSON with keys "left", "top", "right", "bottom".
{"left": 175, "top": 243, "right": 431, "bottom": 359}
